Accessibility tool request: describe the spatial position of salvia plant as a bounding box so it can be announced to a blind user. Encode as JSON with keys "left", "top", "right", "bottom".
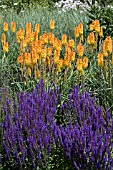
{"left": 1, "top": 80, "right": 113, "bottom": 169}
{"left": 1, "top": 79, "right": 60, "bottom": 169}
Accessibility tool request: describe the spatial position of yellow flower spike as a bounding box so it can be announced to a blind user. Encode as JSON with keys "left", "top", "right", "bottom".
{"left": 94, "top": 20, "right": 100, "bottom": 33}
{"left": 97, "top": 53, "right": 103, "bottom": 67}
{"left": 1, "top": 33, "right": 6, "bottom": 44}
{"left": 80, "top": 35, "right": 84, "bottom": 42}
{"left": 65, "top": 46, "right": 71, "bottom": 56}
{"left": 56, "top": 40, "right": 62, "bottom": 51}
{"left": 16, "top": 29, "right": 25, "bottom": 43}
{"left": 11, "top": 21, "right": 16, "bottom": 33}
{"left": 24, "top": 53, "right": 32, "bottom": 66}
{"left": 27, "top": 67, "right": 32, "bottom": 77}
{"left": 63, "top": 60, "right": 72, "bottom": 68}
{"left": 71, "top": 51, "right": 75, "bottom": 62}
{"left": 74, "top": 27, "right": 79, "bottom": 38}
{"left": 3, "top": 22, "right": 8, "bottom": 32}
{"left": 56, "top": 65, "right": 61, "bottom": 73}
{"left": 82, "top": 57, "right": 88, "bottom": 69}
{"left": 90, "top": 32, "right": 95, "bottom": 45}
{"left": 59, "top": 59, "right": 64, "bottom": 68}
{"left": 41, "top": 48, "right": 47, "bottom": 59}
{"left": 62, "top": 34, "right": 67, "bottom": 45}
{"left": 20, "top": 29, "right": 25, "bottom": 40}
{"left": 48, "top": 33, "right": 54, "bottom": 45}
{"left": 53, "top": 38, "right": 58, "bottom": 49}
{"left": 50, "top": 20, "right": 55, "bottom": 30}
{"left": 37, "top": 69, "right": 40, "bottom": 79}
{"left": 3, "top": 42, "right": 8, "bottom": 53}
{"left": 103, "top": 50, "right": 108, "bottom": 57}
{"left": 26, "top": 32, "right": 34, "bottom": 44}
{"left": 47, "top": 46, "right": 52, "bottom": 57}
{"left": 87, "top": 32, "right": 95, "bottom": 45}
{"left": 54, "top": 50, "right": 60, "bottom": 64}
{"left": 81, "top": 69, "right": 85, "bottom": 76}
{"left": 34, "top": 23, "right": 40, "bottom": 33}
{"left": 43, "top": 36, "right": 48, "bottom": 44}
{"left": 22, "top": 39, "right": 27, "bottom": 48}
{"left": 76, "top": 63, "right": 83, "bottom": 71}
{"left": 90, "top": 24, "right": 94, "bottom": 31}
{"left": 76, "top": 43, "right": 84, "bottom": 57}
{"left": 31, "top": 51, "right": 38, "bottom": 65}
{"left": 46, "top": 56, "right": 50, "bottom": 66}
{"left": 103, "top": 36, "right": 112, "bottom": 55}
{"left": 99, "top": 27, "right": 103, "bottom": 37}
{"left": 87, "top": 35, "right": 91, "bottom": 45}
{"left": 37, "top": 45, "right": 42, "bottom": 55}
{"left": 68, "top": 39, "right": 74, "bottom": 48}
{"left": 78, "top": 23, "right": 83, "bottom": 35}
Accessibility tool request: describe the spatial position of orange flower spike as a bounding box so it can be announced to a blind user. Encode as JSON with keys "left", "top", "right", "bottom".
{"left": 106, "top": 36, "right": 112, "bottom": 54}
{"left": 71, "top": 51, "right": 75, "bottom": 62}
{"left": 53, "top": 38, "right": 58, "bottom": 49}
{"left": 26, "top": 22, "right": 32, "bottom": 35}
{"left": 22, "top": 38, "right": 27, "bottom": 48}
{"left": 34, "top": 31, "right": 38, "bottom": 41}
{"left": 54, "top": 49, "right": 60, "bottom": 57}
{"left": 76, "top": 43, "right": 84, "bottom": 57}
{"left": 65, "top": 45, "right": 71, "bottom": 56}
{"left": 41, "top": 48, "right": 47, "bottom": 59}
{"left": 1, "top": 33, "right": 6, "bottom": 44}
{"left": 11, "top": 21, "right": 16, "bottom": 33}
{"left": 50, "top": 20, "right": 55, "bottom": 30}
{"left": 3, "top": 42, "right": 8, "bottom": 53}
{"left": 34, "top": 23, "right": 40, "bottom": 33}
{"left": 19, "top": 29, "right": 25, "bottom": 41}
{"left": 43, "top": 33, "right": 48, "bottom": 44}
{"left": 62, "top": 34, "right": 67, "bottom": 45}
{"left": 78, "top": 23, "right": 83, "bottom": 35}
{"left": 94, "top": 20, "right": 100, "bottom": 33}
{"left": 17, "top": 55, "right": 24, "bottom": 64}
{"left": 56, "top": 40, "right": 62, "bottom": 51}
{"left": 68, "top": 39, "right": 74, "bottom": 48}
{"left": 31, "top": 51, "right": 38, "bottom": 65}
{"left": 74, "top": 27, "right": 79, "bottom": 38}
{"left": 48, "top": 33, "right": 55, "bottom": 45}
{"left": 54, "top": 51, "right": 60, "bottom": 65}
{"left": 90, "top": 32, "right": 95, "bottom": 45}
{"left": 3, "top": 22, "right": 8, "bottom": 32}
{"left": 82, "top": 57, "right": 88, "bottom": 69}
{"left": 47, "top": 46, "right": 52, "bottom": 57}
{"left": 76, "top": 58, "right": 83, "bottom": 71}
{"left": 37, "top": 45, "right": 42, "bottom": 55}
{"left": 103, "top": 36, "right": 112, "bottom": 55}
{"left": 103, "top": 50, "right": 108, "bottom": 57}
{"left": 97, "top": 53, "right": 103, "bottom": 67}
{"left": 59, "top": 59, "right": 64, "bottom": 68}
{"left": 16, "top": 31, "right": 20, "bottom": 43}
{"left": 24, "top": 53, "right": 32, "bottom": 66}
{"left": 99, "top": 27, "right": 103, "bottom": 37}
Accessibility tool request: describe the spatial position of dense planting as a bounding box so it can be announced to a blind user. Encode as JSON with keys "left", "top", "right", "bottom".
{"left": 1, "top": 80, "right": 113, "bottom": 169}
{"left": 0, "top": 2, "right": 113, "bottom": 169}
